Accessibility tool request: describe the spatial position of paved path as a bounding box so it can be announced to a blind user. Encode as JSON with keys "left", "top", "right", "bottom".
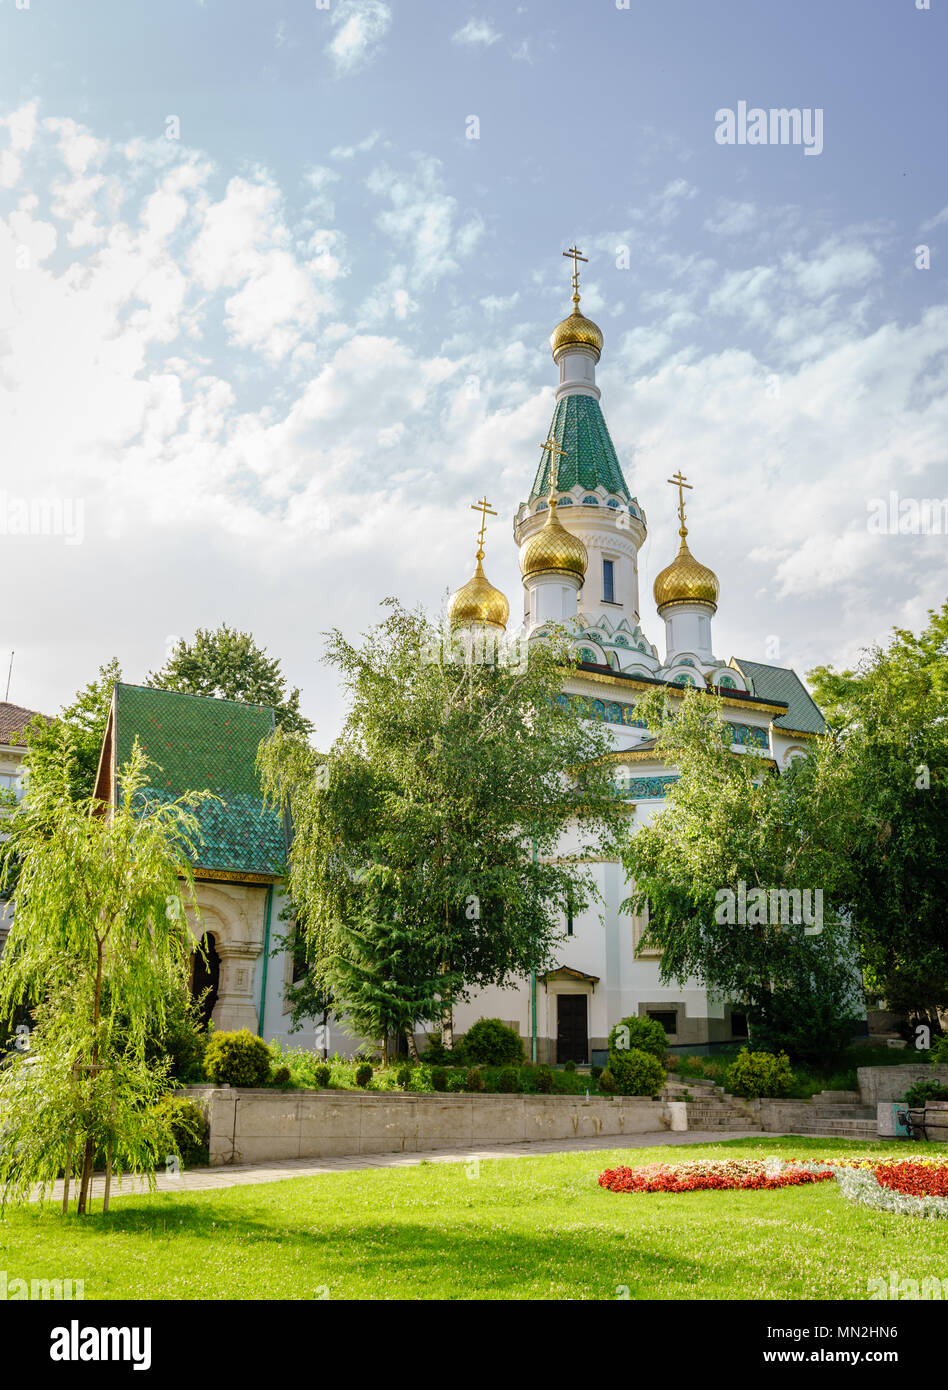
{"left": 34, "top": 1130, "right": 771, "bottom": 1205}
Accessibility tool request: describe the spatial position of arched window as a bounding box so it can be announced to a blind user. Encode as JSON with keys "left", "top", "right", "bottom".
{"left": 606, "top": 498, "right": 620, "bottom": 509}
{"left": 578, "top": 647, "right": 597, "bottom": 664}
{"left": 717, "top": 674, "right": 737, "bottom": 689}
{"left": 583, "top": 495, "right": 598, "bottom": 506}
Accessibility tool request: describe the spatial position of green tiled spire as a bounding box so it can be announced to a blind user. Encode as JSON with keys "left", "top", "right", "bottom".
{"left": 529, "top": 394, "right": 631, "bottom": 502}
{"left": 112, "top": 683, "right": 286, "bottom": 877}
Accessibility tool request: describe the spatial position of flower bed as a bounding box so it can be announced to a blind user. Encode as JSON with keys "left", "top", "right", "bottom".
{"left": 835, "top": 1158, "right": 948, "bottom": 1219}
{"left": 598, "top": 1158, "right": 835, "bottom": 1194}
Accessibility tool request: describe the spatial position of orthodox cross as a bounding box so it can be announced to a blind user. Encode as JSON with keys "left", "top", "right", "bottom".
{"left": 470, "top": 496, "right": 497, "bottom": 556}
{"left": 540, "top": 436, "right": 568, "bottom": 501}
{"left": 667, "top": 470, "right": 692, "bottom": 535}
{"left": 562, "top": 244, "right": 587, "bottom": 306}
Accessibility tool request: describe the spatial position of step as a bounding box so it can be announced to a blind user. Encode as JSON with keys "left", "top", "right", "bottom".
{"left": 816, "top": 1090, "right": 861, "bottom": 1105}
{"left": 771, "top": 1121, "right": 879, "bottom": 1138}
{"left": 812, "top": 1104, "right": 876, "bottom": 1120}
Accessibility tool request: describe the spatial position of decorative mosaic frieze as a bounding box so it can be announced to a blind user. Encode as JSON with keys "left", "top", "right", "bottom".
{"left": 728, "top": 722, "right": 770, "bottom": 750}
{"left": 557, "top": 692, "right": 649, "bottom": 729}
{"left": 619, "top": 775, "right": 679, "bottom": 800}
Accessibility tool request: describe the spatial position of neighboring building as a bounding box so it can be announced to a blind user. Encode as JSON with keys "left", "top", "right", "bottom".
{"left": 0, "top": 701, "right": 48, "bottom": 951}
{"left": 93, "top": 683, "right": 293, "bottom": 1036}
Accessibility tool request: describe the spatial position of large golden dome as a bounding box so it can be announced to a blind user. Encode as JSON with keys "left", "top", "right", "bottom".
{"left": 521, "top": 500, "right": 588, "bottom": 580}
{"left": 448, "top": 554, "right": 509, "bottom": 631}
{"left": 653, "top": 536, "right": 719, "bottom": 612}
{"left": 550, "top": 308, "right": 603, "bottom": 361}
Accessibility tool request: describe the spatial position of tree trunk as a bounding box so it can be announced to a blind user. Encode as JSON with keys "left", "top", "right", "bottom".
{"left": 61, "top": 1139, "right": 73, "bottom": 1216}
{"left": 78, "top": 940, "right": 104, "bottom": 1216}
{"left": 406, "top": 1029, "right": 420, "bottom": 1062}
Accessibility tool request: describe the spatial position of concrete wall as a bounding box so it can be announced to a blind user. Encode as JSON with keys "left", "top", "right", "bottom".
{"left": 857, "top": 1064, "right": 948, "bottom": 1105}
{"left": 184, "top": 1087, "right": 673, "bottom": 1167}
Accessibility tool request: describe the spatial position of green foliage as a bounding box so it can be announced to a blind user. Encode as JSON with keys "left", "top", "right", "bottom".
{"left": 598, "top": 1067, "right": 616, "bottom": 1094}
{"left": 257, "top": 601, "right": 627, "bottom": 1048}
{"left": 464, "top": 1066, "right": 485, "bottom": 1093}
{"left": 497, "top": 1067, "right": 520, "bottom": 1093}
{"left": 590, "top": 1064, "right": 603, "bottom": 1081}
{"left": 563, "top": 1058, "right": 577, "bottom": 1073}
{"left": 203, "top": 1030, "right": 273, "bottom": 1088}
{"left": 904, "top": 1079, "right": 948, "bottom": 1108}
{"left": 271, "top": 1066, "right": 291, "bottom": 1086}
{"left": 160, "top": 1095, "right": 208, "bottom": 1167}
{"left": 462, "top": 1018, "right": 525, "bottom": 1066}
{"left": 725, "top": 1047, "right": 795, "bottom": 1099}
{"left": 0, "top": 734, "right": 210, "bottom": 1213}
{"left": 930, "top": 1035, "right": 948, "bottom": 1066}
{"left": 149, "top": 623, "right": 312, "bottom": 737}
{"left": 314, "top": 1063, "right": 331, "bottom": 1088}
{"left": 535, "top": 1065, "right": 554, "bottom": 1094}
{"left": 396, "top": 1065, "right": 413, "bottom": 1089}
{"left": 807, "top": 604, "right": 948, "bottom": 1028}
{"left": 608, "top": 1015, "right": 668, "bottom": 1064}
{"left": 619, "top": 684, "right": 865, "bottom": 1064}
{"left": 744, "top": 972, "right": 859, "bottom": 1064}
{"left": 609, "top": 1048, "right": 666, "bottom": 1098}
{"left": 23, "top": 658, "right": 121, "bottom": 802}
{"left": 430, "top": 1067, "right": 448, "bottom": 1092}
{"left": 355, "top": 1063, "right": 373, "bottom": 1088}
{"left": 445, "top": 1072, "right": 467, "bottom": 1093}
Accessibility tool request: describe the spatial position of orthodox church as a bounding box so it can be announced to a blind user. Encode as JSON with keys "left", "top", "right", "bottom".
{"left": 441, "top": 249, "right": 827, "bottom": 1061}
{"left": 87, "top": 251, "right": 826, "bottom": 1065}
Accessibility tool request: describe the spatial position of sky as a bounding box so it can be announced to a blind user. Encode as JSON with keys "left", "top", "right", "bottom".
{"left": 0, "top": 0, "right": 946, "bottom": 740}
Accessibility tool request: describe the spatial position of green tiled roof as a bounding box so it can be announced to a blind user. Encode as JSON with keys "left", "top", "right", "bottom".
{"left": 731, "top": 660, "right": 827, "bottom": 735}
{"left": 112, "top": 683, "right": 286, "bottom": 877}
{"left": 530, "top": 393, "right": 632, "bottom": 502}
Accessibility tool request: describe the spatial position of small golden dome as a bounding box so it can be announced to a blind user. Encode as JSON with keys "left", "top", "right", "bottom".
{"left": 521, "top": 500, "right": 588, "bottom": 580}
{"left": 653, "top": 536, "right": 719, "bottom": 612}
{"left": 448, "top": 554, "right": 509, "bottom": 631}
{"left": 550, "top": 307, "right": 603, "bottom": 361}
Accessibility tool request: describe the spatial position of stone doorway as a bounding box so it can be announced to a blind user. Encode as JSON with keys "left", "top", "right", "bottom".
{"left": 192, "top": 931, "right": 221, "bottom": 1028}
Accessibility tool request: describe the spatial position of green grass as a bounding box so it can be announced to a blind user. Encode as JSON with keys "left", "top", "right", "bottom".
{"left": 2, "top": 1137, "right": 945, "bottom": 1300}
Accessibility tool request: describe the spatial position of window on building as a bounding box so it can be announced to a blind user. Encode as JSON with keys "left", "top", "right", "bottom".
{"left": 565, "top": 892, "right": 574, "bottom": 936}
{"left": 731, "top": 1012, "right": 749, "bottom": 1038}
{"left": 602, "top": 558, "right": 615, "bottom": 604}
{"left": 291, "top": 925, "right": 309, "bottom": 984}
{"left": 646, "top": 1010, "right": 678, "bottom": 1035}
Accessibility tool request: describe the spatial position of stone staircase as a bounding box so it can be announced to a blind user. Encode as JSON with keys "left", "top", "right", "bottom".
{"left": 758, "top": 1090, "right": 879, "bottom": 1139}
{"left": 664, "top": 1078, "right": 761, "bottom": 1132}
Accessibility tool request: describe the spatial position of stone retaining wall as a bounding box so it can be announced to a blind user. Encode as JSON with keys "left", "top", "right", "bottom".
{"left": 184, "top": 1087, "right": 673, "bottom": 1167}
{"left": 857, "top": 1064, "right": 948, "bottom": 1105}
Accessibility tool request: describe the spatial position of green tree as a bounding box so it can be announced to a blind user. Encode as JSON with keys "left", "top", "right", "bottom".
{"left": 0, "top": 732, "right": 211, "bottom": 1214}
{"left": 618, "top": 686, "right": 862, "bottom": 1064}
{"left": 258, "top": 601, "right": 626, "bottom": 1050}
{"left": 807, "top": 602, "right": 948, "bottom": 1032}
{"left": 24, "top": 658, "right": 121, "bottom": 801}
{"left": 149, "top": 624, "right": 312, "bottom": 736}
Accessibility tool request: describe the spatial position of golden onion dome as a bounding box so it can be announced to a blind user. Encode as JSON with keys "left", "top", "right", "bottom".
{"left": 521, "top": 499, "right": 588, "bottom": 581}
{"left": 448, "top": 553, "right": 509, "bottom": 631}
{"left": 653, "top": 535, "right": 720, "bottom": 612}
{"left": 550, "top": 306, "right": 603, "bottom": 361}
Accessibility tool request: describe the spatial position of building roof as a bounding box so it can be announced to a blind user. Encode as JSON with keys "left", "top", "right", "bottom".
{"left": 0, "top": 702, "right": 48, "bottom": 746}
{"left": 530, "top": 393, "right": 632, "bottom": 502}
{"left": 731, "top": 659, "right": 827, "bottom": 735}
{"left": 102, "top": 683, "right": 286, "bottom": 880}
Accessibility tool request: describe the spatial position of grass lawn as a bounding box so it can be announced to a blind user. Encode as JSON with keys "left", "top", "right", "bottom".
{"left": 2, "top": 1136, "right": 945, "bottom": 1300}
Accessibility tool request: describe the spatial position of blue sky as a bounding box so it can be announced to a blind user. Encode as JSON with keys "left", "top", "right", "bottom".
{"left": 0, "top": 0, "right": 946, "bottom": 737}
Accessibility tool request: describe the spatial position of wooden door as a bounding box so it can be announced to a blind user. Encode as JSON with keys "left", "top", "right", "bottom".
{"left": 556, "top": 994, "right": 588, "bottom": 1063}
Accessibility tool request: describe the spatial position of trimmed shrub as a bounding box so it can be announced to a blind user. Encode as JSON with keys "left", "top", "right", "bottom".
{"left": 396, "top": 1066, "right": 413, "bottom": 1090}
{"left": 598, "top": 1068, "right": 616, "bottom": 1094}
{"left": 355, "top": 1063, "right": 373, "bottom": 1088}
{"left": 203, "top": 1029, "right": 273, "bottom": 1088}
{"left": 608, "top": 1015, "right": 668, "bottom": 1064}
{"left": 462, "top": 1018, "right": 524, "bottom": 1066}
{"left": 161, "top": 1095, "right": 208, "bottom": 1167}
{"left": 905, "top": 1079, "right": 948, "bottom": 1108}
{"left": 536, "top": 1065, "right": 554, "bottom": 1094}
{"left": 430, "top": 1067, "right": 448, "bottom": 1092}
{"left": 465, "top": 1066, "right": 485, "bottom": 1093}
{"left": 271, "top": 1065, "right": 291, "bottom": 1086}
{"left": 496, "top": 1067, "right": 520, "bottom": 1094}
{"left": 725, "top": 1047, "right": 794, "bottom": 1099}
{"left": 610, "top": 1048, "right": 665, "bottom": 1098}
{"left": 590, "top": 1064, "right": 603, "bottom": 1081}
{"left": 313, "top": 1063, "right": 331, "bottom": 1088}
{"left": 563, "top": 1058, "right": 577, "bottom": 1073}
{"left": 446, "top": 1071, "right": 467, "bottom": 1093}
{"left": 423, "top": 1038, "right": 450, "bottom": 1064}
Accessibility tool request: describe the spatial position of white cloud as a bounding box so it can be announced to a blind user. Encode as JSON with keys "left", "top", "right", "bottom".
{"left": 452, "top": 18, "right": 502, "bottom": 46}
{"left": 330, "top": 131, "right": 381, "bottom": 160}
{"left": 326, "top": 0, "right": 391, "bottom": 76}
{"left": 366, "top": 155, "right": 484, "bottom": 291}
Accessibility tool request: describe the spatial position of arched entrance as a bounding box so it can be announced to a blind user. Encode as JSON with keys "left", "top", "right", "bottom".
{"left": 191, "top": 932, "right": 221, "bottom": 1027}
